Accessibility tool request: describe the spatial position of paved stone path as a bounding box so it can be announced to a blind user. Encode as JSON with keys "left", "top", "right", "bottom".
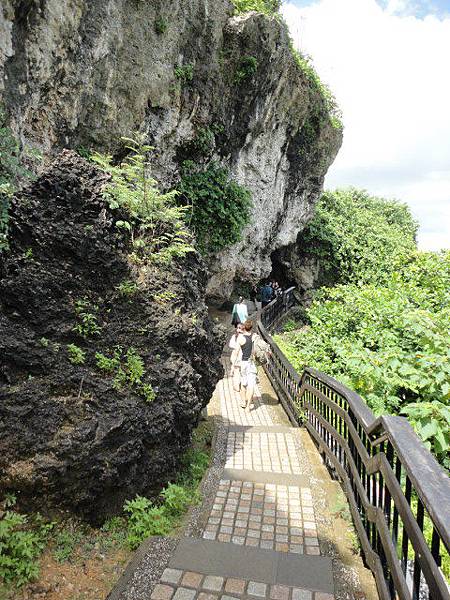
{"left": 146, "top": 350, "right": 336, "bottom": 600}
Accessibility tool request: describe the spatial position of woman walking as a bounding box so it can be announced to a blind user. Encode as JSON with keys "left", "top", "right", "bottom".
{"left": 231, "top": 296, "right": 248, "bottom": 327}
{"left": 236, "top": 320, "right": 269, "bottom": 411}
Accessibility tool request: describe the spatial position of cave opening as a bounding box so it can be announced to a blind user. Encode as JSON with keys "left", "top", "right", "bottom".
{"left": 268, "top": 248, "right": 296, "bottom": 290}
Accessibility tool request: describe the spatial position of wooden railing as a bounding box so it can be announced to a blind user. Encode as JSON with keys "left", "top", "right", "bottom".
{"left": 257, "top": 288, "right": 450, "bottom": 600}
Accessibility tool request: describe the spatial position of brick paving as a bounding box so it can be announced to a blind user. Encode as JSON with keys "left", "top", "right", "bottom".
{"left": 152, "top": 568, "right": 334, "bottom": 600}
{"left": 146, "top": 335, "right": 335, "bottom": 600}
{"left": 220, "top": 362, "right": 273, "bottom": 427}
{"left": 202, "top": 480, "right": 319, "bottom": 555}
{"left": 225, "top": 431, "right": 302, "bottom": 474}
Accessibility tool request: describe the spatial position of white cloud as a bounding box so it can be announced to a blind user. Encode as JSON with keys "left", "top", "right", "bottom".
{"left": 282, "top": 0, "right": 450, "bottom": 250}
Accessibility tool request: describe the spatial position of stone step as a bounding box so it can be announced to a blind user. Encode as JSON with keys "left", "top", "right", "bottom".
{"left": 169, "top": 538, "right": 334, "bottom": 593}
{"left": 227, "top": 426, "right": 295, "bottom": 433}
{"left": 221, "top": 468, "right": 310, "bottom": 487}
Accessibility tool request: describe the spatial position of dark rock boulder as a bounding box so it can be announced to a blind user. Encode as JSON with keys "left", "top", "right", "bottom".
{"left": 0, "top": 150, "right": 224, "bottom": 523}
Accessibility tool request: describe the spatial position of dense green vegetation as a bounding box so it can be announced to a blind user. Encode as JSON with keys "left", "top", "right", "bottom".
{"left": 299, "top": 188, "right": 418, "bottom": 286}
{"left": 178, "top": 160, "right": 252, "bottom": 254}
{"left": 276, "top": 189, "right": 450, "bottom": 469}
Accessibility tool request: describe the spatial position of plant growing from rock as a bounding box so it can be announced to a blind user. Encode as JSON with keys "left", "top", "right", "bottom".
{"left": 91, "top": 135, "right": 194, "bottom": 265}
{"left": 96, "top": 347, "right": 156, "bottom": 403}
{"left": 67, "top": 344, "right": 86, "bottom": 365}
{"left": 232, "top": 0, "right": 281, "bottom": 15}
{"left": 174, "top": 64, "right": 194, "bottom": 87}
{"left": 178, "top": 160, "right": 252, "bottom": 254}
{"left": 73, "top": 299, "right": 101, "bottom": 338}
{"left": 116, "top": 280, "right": 139, "bottom": 297}
{"left": 154, "top": 16, "right": 168, "bottom": 34}
{"left": 234, "top": 56, "right": 258, "bottom": 84}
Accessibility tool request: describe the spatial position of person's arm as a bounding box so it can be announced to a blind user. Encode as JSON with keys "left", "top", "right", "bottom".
{"left": 229, "top": 334, "right": 238, "bottom": 349}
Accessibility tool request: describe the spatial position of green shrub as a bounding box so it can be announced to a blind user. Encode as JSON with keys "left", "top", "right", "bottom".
{"left": 67, "top": 344, "right": 86, "bottom": 365}
{"left": 174, "top": 64, "right": 194, "bottom": 87}
{"left": 0, "top": 497, "right": 53, "bottom": 587}
{"left": 92, "top": 135, "right": 194, "bottom": 265}
{"left": 123, "top": 444, "right": 210, "bottom": 549}
{"left": 95, "top": 350, "right": 121, "bottom": 373}
{"left": 178, "top": 161, "right": 252, "bottom": 254}
{"left": 124, "top": 497, "right": 171, "bottom": 548}
{"left": 154, "top": 16, "right": 168, "bottom": 34}
{"left": 116, "top": 280, "right": 139, "bottom": 297}
{"left": 190, "top": 124, "right": 224, "bottom": 158}
{"left": 73, "top": 299, "right": 101, "bottom": 338}
{"left": 231, "top": 0, "right": 281, "bottom": 15}
{"left": 290, "top": 47, "right": 342, "bottom": 129}
{"left": 235, "top": 56, "right": 258, "bottom": 84}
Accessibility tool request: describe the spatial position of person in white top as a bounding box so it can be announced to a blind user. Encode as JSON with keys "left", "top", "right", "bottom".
{"left": 236, "top": 320, "right": 259, "bottom": 411}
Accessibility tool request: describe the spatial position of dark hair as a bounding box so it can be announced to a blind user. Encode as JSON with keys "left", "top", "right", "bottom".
{"left": 243, "top": 320, "right": 253, "bottom": 331}
{"left": 238, "top": 296, "right": 244, "bottom": 303}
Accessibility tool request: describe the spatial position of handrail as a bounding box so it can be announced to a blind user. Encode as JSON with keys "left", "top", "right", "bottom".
{"left": 257, "top": 288, "right": 450, "bottom": 600}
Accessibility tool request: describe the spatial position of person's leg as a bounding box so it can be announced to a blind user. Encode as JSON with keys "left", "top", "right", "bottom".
{"left": 240, "top": 362, "right": 248, "bottom": 408}
{"left": 244, "top": 369, "right": 257, "bottom": 411}
{"left": 232, "top": 364, "right": 241, "bottom": 392}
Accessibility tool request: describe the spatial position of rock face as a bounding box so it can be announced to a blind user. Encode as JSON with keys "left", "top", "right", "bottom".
{"left": 0, "top": 151, "right": 224, "bottom": 523}
{"left": 0, "top": 0, "right": 342, "bottom": 301}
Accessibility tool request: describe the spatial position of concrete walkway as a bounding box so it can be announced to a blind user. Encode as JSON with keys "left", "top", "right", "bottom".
{"left": 110, "top": 319, "right": 378, "bottom": 600}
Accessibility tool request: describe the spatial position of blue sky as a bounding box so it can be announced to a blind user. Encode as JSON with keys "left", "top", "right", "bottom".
{"left": 282, "top": 0, "right": 450, "bottom": 249}
{"left": 289, "top": 0, "right": 450, "bottom": 18}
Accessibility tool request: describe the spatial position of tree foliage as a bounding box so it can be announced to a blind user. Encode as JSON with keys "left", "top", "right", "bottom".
{"left": 277, "top": 189, "right": 450, "bottom": 468}
{"left": 299, "top": 188, "right": 418, "bottom": 287}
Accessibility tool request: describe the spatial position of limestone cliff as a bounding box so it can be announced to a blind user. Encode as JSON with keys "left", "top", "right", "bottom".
{"left": 0, "top": 0, "right": 342, "bottom": 300}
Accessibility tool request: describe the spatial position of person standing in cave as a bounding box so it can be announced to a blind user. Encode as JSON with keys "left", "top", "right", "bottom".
{"left": 231, "top": 296, "right": 248, "bottom": 327}
{"left": 261, "top": 281, "right": 274, "bottom": 308}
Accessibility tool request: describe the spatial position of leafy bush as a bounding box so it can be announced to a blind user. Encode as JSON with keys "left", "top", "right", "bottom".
{"left": 0, "top": 496, "right": 53, "bottom": 587}
{"left": 92, "top": 135, "right": 194, "bottom": 265}
{"left": 235, "top": 56, "right": 258, "bottom": 84}
{"left": 123, "top": 445, "right": 210, "bottom": 549}
{"left": 174, "top": 64, "right": 194, "bottom": 87}
{"left": 299, "top": 188, "right": 418, "bottom": 287}
{"left": 178, "top": 161, "right": 252, "bottom": 254}
{"left": 67, "top": 344, "right": 86, "bottom": 365}
{"left": 231, "top": 0, "right": 281, "bottom": 15}
{"left": 289, "top": 47, "right": 343, "bottom": 129}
